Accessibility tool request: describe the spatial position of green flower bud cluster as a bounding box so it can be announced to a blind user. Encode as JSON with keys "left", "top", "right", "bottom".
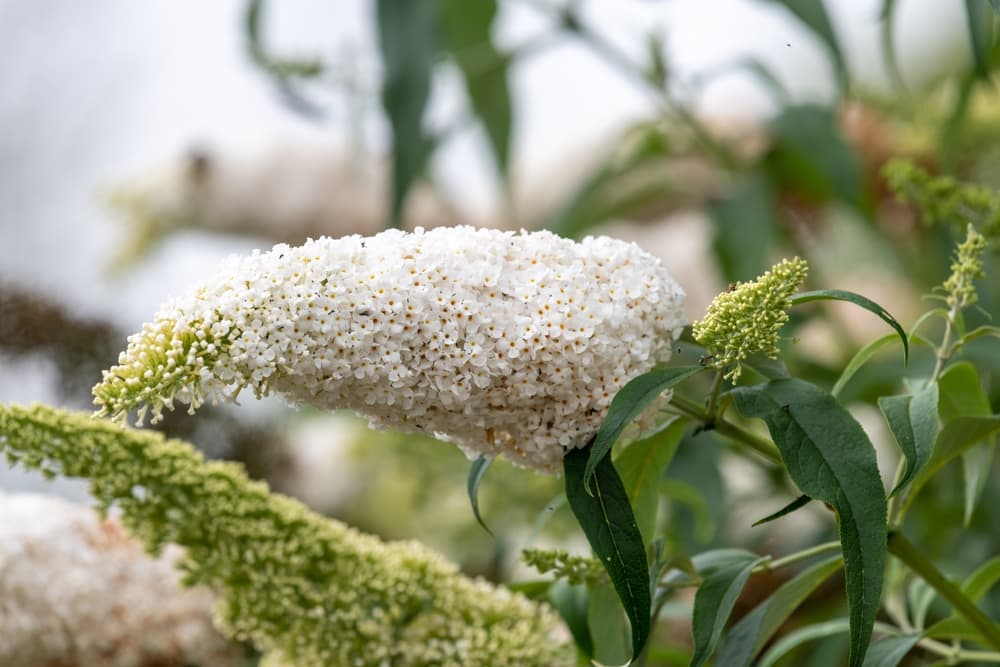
{"left": 692, "top": 258, "right": 809, "bottom": 381}
{"left": 521, "top": 548, "right": 606, "bottom": 587}
{"left": 883, "top": 158, "right": 1000, "bottom": 242}
{"left": 942, "top": 224, "right": 987, "bottom": 311}
{"left": 0, "top": 404, "right": 572, "bottom": 667}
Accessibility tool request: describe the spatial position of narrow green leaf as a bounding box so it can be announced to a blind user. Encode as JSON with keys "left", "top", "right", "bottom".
{"left": 765, "top": 0, "right": 848, "bottom": 90}
{"left": 965, "top": 0, "right": 996, "bottom": 78}
{"left": 904, "top": 415, "right": 1000, "bottom": 516}
{"left": 659, "top": 479, "right": 717, "bottom": 545}
{"left": 759, "top": 618, "right": 851, "bottom": 667}
{"left": 584, "top": 365, "right": 703, "bottom": 492}
{"left": 565, "top": 443, "right": 651, "bottom": 659}
{"left": 440, "top": 0, "right": 512, "bottom": 178}
{"left": 549, "top": 580, "right": 593, "bottom": 658}
{"left": 616, "top": 419, "right": 687, "bottom": 543}
{"left": 711, "top": 173, "right": 777, "bottom": 283}
{"left": 792, "top": 289, "right": 908, "bottom": 364}
{"left": 716, "top": 556, "right": 843, "bottom": 666}
{"left": 938, "top": 362, "right": 994, "bottom": 524}
{"left": 877, "top": 382, "right": 939, "bottom": 496}
{"left": 376, "top": 0, "right": 437, "bottom": 227}
{"left": 861, "top": 633, "right": 922, "bottom": 667}
{"left": 958, "top": 324, "right": 1000, "bottom": 346}
{"left": 833, "top": 334, "right": 899, "bottom": 398}
{"left": 690, "top": 552, "right": 768, "bottom": 667}
{"left": 467, "top": 455, "right": 494, "bottom": 535}
{"left": 589, "top": 582, "right": 631, "bottom": 666}
{"left": 752, "top": 494, "right": 813, "bottom": 527}
{"left": 731, "top": 379, "right": 887, "bottom": 667}
{"left": 925, "top": 554, "right": 1000, "bottom": 641}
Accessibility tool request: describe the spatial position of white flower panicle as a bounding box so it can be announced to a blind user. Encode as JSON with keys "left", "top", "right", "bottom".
{"left": 0, "top": 491, "right": 243, "bottom": 667}
{"left": 95, "top": 226, "right": 686, "bottom": 472}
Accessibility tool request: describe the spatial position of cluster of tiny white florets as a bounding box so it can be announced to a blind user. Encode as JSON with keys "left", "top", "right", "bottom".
{"left": 0, "top": 491, "right": 243, "bottom": 667}
{"left": 95, "top": 226, "right": 686, "bottom": 472}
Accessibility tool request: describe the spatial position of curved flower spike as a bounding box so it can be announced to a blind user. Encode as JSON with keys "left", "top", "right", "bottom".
{"left": 692, "top": 257, "right": 808, "bottom": 382}
{"left": 94, "top": 226, "right": 686, "bottom": 473}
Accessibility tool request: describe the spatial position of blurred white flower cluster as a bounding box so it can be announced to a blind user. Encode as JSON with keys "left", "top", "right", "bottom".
{"left": 95, "top": 226, "right": 686, "bottom": 472}
{"left": 0, "top": 491, "right": 243, "bottom": 667}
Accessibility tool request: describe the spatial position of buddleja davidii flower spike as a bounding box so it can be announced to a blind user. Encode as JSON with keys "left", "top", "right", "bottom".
{"left": 94, "top": 226, "right": 687, "bottom": 473}
{"left": 692, "top": 257, "right": 809, "bottom": 382}
{"left": 0, "top": 404, "right": 573, "bottom": 667}
{"left": 940, "top": 224, "right": 987, "bottom": 312}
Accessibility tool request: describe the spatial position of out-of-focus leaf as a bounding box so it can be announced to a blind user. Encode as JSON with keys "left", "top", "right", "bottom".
{"left": 759, "top": 618, "right": 851, "bottom": 666}
{"left": 752, "top": 494, "right": 813, "bottom": 526}
{"left": 926, "top": 554, "right": 1000, "bottom": 640}
{"left": 939, "top": 362, "right": 994, "bottom": 524}
{"left": 440, "top": 0, "right": 512, "bottom": 179}
{"left": 565, "top": 443, "right": 651, "bottom": 660}
{"left": 860, "top": 633, "right": 923, "bottom": 667}
{"left": 877, "top": 382, "right": 939, "bottom": 496}
{"left": 690, "top": 550, "right": 768, "bottom": 667}
{"left": 832, "top": 334, "right": 900, "bottom": 398}
{"left": 764, "top": 0, "right": 848, "bottom": 90}
{"left": 467, "top": 455, "right": 494, "bottom": 535}
{"left": 615, "top": 419, "right": 687, "bottom": 543}
{"left": 549, "top": 580, "right": 593, "bottom": 658}
{"left": 965, "top": 0, "right": 996, "bottom": 78}
{"left": 765, "top": 105, "right": 866, "bottom": 211}
{"left": 659, "top": 479, "right": 716, "bottom": 545}
{"left": 711, "top": 172, "right": 777, "bottom": 283}
{"left": 716, "top": 556, "right": 842, "bottom": 666}
{"left": 376, "top": 0, "right": 437, "bottom": 227}
{"left": 588, "top": 582, "right": 631, "bottom": 666}
{"left": 791, "top": 290, "right": 909, "bottom": 364}
{"left": 731, "top": 379, "right": 887, "bottom": 667}
{"left": 584, "top": 366, "right": 702, "bottom": 491}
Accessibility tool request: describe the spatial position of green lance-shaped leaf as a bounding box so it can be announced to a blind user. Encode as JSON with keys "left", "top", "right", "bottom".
{"left": 440, "top": 0, "right": 512, "bottom": 180}
{"left": 939, "top": 362, "right": 995, "bottom": 524}
{"left": 467, "top": 455, "right": 494, "bottom": 535}
{"left": 565, "top": 443, "right": 651, "bottom": 661}
{"left": 877, "top": 382, "right": 939, "bottom": 496}
{"left": 615, "top": 418, "right": 687, "bottom": 543}
{"left": 376, "top": 0, "right": 437, "bottom": 228}
{"left": 583, "top": 365, "right": 703, "bottom": 492}
{"left": 752, "top": 493, "right": 813, "bottom": 527}
{"left": 690, "top": 550, "right": 768, "bottom": 667}
{"left": 715, "top": 555, "right": 843, "bottom": 666}
{"left": 549, "top": 580, "right": 594, "bottom": 658}
{"left": 711, "top": 172, "right": 777, "bottom": 283}
{"left": 926, "top": 554, "right": 1000, "bottom": 640}
{"left": 964, "top": 0, "right": 996, "bottom": 78}
{"left": 861, "top": 633, "right": 923, "bottom": 667}
{"left": 731, "top": 379, "right": 887, "bottom": 667}
{"left": 791, "top": 289, "right": 908, "bottom": 364}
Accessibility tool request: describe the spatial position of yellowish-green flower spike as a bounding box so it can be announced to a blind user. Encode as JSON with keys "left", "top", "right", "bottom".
{"left": 942, "top": 224, "right": 987, "bottom": 312}
{"left": 0, "top": 404, "right": 573, "bottom": 667}
{"left": 692, "top": 258, "right": 809, "bottom": 382}
{"left": 521, "top": 548, "right": 606, "bottom": 587}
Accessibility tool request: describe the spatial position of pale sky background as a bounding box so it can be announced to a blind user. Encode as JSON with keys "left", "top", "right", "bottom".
{"left": 0, "top": 0, "right": 976, "bottom": 494}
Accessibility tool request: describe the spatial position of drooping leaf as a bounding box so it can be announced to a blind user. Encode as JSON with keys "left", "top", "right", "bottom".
{"left": 690, "top": 550, "right": 768, "bottom": 667}
{"left": 616, "top": 418, "right": 687, "bottom": 543}
{"left": 584, "top": 365, "right": 703, "bottom": 491}
{"left": 860, "top": 633, "right": 923, "bottom": 667}
{"left": 752, "top": 494, "right": 813, "bottom": 526}
{"left": 376, "top": 0, "right": 437, "bottom": 227}
{"left": 711, "top": 172, "right": 778, "bottom": 283}
{"left": 716, "top": 556, "right": 843, "bottom": 666}
{"left": 467, "top": 455, "right": 494, "bottom": 535}
{"left": 765, "top": 105, "right": 866, "bottom": 210}
{"left": 565, "top": 443, "right": 651, "bottom": 659}
{"left": 549, "top": 580, "right": 593, "bottom": 658}
{"left": 938, "top": 362, "right": 995, "bottom": 524}
{"left": 965, "top": 0, "right": 996, "bottom": 78}
{"left": 764, "top": 0, "right": 848, "bottom": 90}
{"left": 440, "top": 0, "right": 512, "bottom": 179}
{"left": 588, "top": 582, "right": 631, "bottom": 666}
{"left": 731, "top": 379, "right": 887, "bottom": 667}
{"left": 791, "top": 289, "right": 909, "bottom": 364}
{"left": 877, "top": 382, "right": 939, "bottom": 495}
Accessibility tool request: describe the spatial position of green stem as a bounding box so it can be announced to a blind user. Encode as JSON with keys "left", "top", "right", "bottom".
{"left": 888, "top": 532, "right": 1000, "bottom": 651}
{"left": 670, "top": 393, "right": 782, "bottom": 465}
{"left": 753, "top": 540, "right": 841, "bottom": 574}
{"left": 705, "top": 370, "right": 725, "bottom": 420}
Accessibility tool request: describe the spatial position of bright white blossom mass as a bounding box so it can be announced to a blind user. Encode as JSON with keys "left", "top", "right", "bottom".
{"left": 95, "top": 226, "right": 686, "bottom": 472}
